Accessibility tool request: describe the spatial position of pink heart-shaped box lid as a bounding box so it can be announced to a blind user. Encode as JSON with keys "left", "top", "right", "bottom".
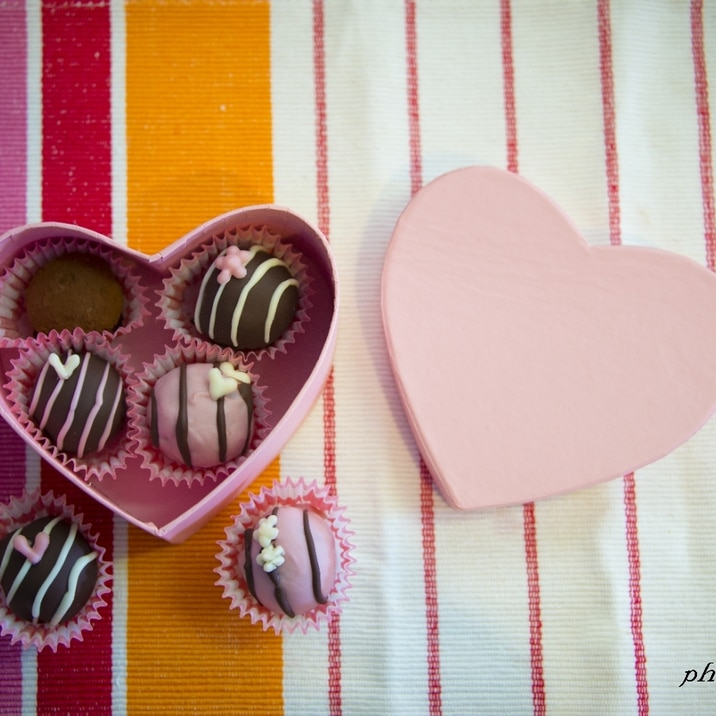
{"left": 382, "top": 166, "right": 716, "bottom": 509}
{"left": 0, "top": 207, "right": 338, "bottom": 542}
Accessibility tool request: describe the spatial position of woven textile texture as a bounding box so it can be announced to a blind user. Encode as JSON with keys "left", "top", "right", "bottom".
{"left": 1, "top": 1, "right": 716, "bottom": 714}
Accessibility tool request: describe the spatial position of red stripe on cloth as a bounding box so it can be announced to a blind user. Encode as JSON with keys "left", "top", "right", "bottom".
{"left": 623, "top": 473, "right": 649, "bottom": 713}
{"left": 598, "top": 0, "right": 621, "bottom": 249}
{"left": 313, "top": 3, "right": 344, "bottom": 713}
{"left": 405, "top": 0, "right": 423, "bottom": 198}
{"left": 405, "top": 3, "right": 443, "bottom": 713}
{"left": 41, "top": 1, "right": 112, "bottom": 234}
{"left": 523, "top": 503, "right": 546, "bottom": 716}
{"left": 500, "top": 0, "right": 518, "bottom": 175}
{"left": 691, "top": 0, "right": 716, "bottom": 272}
{"left": 419, "top": 462, "right": 442, "bottom": 716}
{"left": 323, "top": 373, "right": 343, "bottom": 715}
{"left": 314, "top": 0, "right": 330, "bottom": 240}
{"left": 37, "top": 3, "right": 114, "bottom": 713}
{"left": 500, "top": 3, "right": 546, "bottom": 712}
{"left": 598, "top": 2, "right": 649, "bottom": 713}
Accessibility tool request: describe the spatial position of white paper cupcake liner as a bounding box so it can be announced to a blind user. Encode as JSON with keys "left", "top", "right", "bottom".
{"left": 157, "top": 225, "right": 313, "bottom": 360}
{"left": 0, "top": 235, "right": 149, "bottom": 347}
{"left": 0, "top": 490, "right": 112, "bottom": 652}
{"left": 215, "top": 477, "right": 355, "bottom": 634}
{"left": 4, "top": 330, "right": 133, "bottom": 482}
{"left": 128, "top": 341, "right": 270, "bottom": 487}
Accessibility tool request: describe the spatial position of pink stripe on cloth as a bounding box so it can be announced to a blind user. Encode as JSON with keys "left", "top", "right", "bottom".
{"left": 598, "top": 1, "right": 649, "bottom": 713}
{"left": 691, "top": 0, "right": 716, "bottom": 272}
{"left": 313, "top": 3, "right": 344, "bottom": 713}
{"left": 0, "top": 1, "right": 28, "bottom": 709}
{"left": 0, "top": 0, "right": 27, "bottom": 234}
{"left": 500, "top": 2, "right": 546, "bottom": 713}
{"left": 404, "top": 3, "right": 443, "bottom": 713}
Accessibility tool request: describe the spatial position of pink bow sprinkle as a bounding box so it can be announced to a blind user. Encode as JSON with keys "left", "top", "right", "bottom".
{"left": 13, "top": 531, "right": 50, "bottom": 564}
{"left": 214, "top": 246, "right": 253, "bottom": 284}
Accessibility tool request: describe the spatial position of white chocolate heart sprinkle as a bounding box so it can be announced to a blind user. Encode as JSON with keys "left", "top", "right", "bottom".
{"left": 208, "top": 366, "right": 240, "bottom": 400}
{"left": 48, "top": 352, "right": 81, "bottom": 381}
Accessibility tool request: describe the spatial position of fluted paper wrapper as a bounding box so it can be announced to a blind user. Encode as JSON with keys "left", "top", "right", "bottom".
{"left": 0, "top": 235, "right": 149, "bottom": 347}
{"left": 0, "top": 490, "right": 111, "bottom": 652}
{"left": 157, "top": 225, "right": 313, "bottom": 360}
{"left": 215, "top": 477, "right": 355, "bottom": 634}
{"left": 128, "top": 341, "right": 270, "bottom": 487}
{"left": 4, "top": 330, "right": 132, "bottom": 482}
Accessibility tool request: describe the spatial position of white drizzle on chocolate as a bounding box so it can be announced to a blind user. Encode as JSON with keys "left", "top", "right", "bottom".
{"left": 0, "top": 516, "right": 98, "bottom": 626}
{"left": 194, "top": 245, "right": 299, "bottom": 349}
{"left": 29, "top": 352, "right": 125, "bottom": 458}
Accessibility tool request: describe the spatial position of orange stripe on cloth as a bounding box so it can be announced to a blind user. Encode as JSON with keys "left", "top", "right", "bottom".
{"left": 125, "top": 0, "right": 274, "bottom": 255}
{"left": 124, "top": 2, "right": 282, "bottom": 714}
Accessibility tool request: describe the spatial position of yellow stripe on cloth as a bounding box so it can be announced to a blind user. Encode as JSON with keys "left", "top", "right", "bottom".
{"left": 125, "top": 2, "right": 282, "bottom": 713}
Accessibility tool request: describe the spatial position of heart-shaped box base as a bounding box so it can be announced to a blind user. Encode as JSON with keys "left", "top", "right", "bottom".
{"left": 383, "top": 166, "right": 716, "bottom": 510}
{"left": 0, "top": 207, "right": 337, "bottom": 543}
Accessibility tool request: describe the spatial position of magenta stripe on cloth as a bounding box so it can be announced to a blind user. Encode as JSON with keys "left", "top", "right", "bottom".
{"left": 404, "top": 3, "right": 443, "bottom": 713}
{"left": 313, "top": 2, "right": 344, "bottom": 712}
{"left": 691, "top": 0, "right": 716, "bottom": 272}
{"left": 36, "top": 3, "right": 114, "bottom": 713}
{"left": 0, "top": 1, "right": 28, "bottom": 709}
{"left": 499, "top": 2, "right": 546, "bottom": 713}
{"left": 598, "top": 1, "right": 649, "bottom": 712}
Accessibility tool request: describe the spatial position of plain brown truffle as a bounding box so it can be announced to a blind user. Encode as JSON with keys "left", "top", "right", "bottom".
{"left": 25, "top": 253, "right": 124, "bottom": 334}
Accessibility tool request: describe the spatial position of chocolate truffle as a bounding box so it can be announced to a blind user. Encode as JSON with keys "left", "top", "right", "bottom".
{"left": 241, "top": 505, "right": 337, "bottom": 618}
{"left": 25, "top": 252, "right": 124, "bottom": 334}
{"left": 149, "top": 361, "right": 253, "bottom": 468}
{"left": 0, "top": 515, "right": 99, "bottom": 626}
{"left": 194, "top": 245, "right": 299, "bottom": 350}
{"left": 29, "top": 351, "right": 125, "bottom": 458}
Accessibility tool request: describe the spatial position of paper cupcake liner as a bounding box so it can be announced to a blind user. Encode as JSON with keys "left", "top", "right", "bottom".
{"left": 0, "top": 235, "right": 149, "bottom": 347}
{"left": 4, "top": 330, "right": 133, "bottom": 482}
{"left": 157, "top": 225, "right": 314, "bottom": 361}
{"left": 215, "top": 477, "right": 355, "bottom": 634}
{"left": 0, "top": 490, "right": 112, "bottom": 652}
{"left": 128, "top": 341, "right": 270, "bottom": 487}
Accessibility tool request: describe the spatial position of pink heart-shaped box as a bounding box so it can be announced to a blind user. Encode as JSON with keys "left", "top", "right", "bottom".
{"left": 0, "top": 207, "right": 338, "bottom": 542}
{"left": 383, "top": 166, "right": 716, "bottom": 509}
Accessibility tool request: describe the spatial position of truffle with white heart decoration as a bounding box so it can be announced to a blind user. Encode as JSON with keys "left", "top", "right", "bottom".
{"left": 0, "top": 514, "right": 99, "bottom": 626}
{"left": 149, "top": 362, "right": 253, "bottom": 468}
{"left": 28, "top": 351, "right": 125, "bottom": 458}
{"left": 382, "top": 166, "right": 716, "bottom": 509}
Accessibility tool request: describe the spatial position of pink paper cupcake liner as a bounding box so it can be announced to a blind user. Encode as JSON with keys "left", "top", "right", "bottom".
{"left": 0, "top": 490, "right": 112, "bottom": 652}
{"left": 157, "top": 225, "right": 313, "bottom": 360}
{"left": 0, "top": 235, "right": 149, "bottom": 347}
{"left": 4, "top": 329, "right": 133, "bottom": 482}
{"left": 128, "top": 341, "right": 270, "bottom": 487}
{"left": 215, "top": 477, "right": 355, "bottom": 634}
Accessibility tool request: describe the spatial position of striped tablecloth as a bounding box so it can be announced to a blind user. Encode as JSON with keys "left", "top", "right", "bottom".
{"left": 1, "top": 1, "right": 716, "bottom": 714}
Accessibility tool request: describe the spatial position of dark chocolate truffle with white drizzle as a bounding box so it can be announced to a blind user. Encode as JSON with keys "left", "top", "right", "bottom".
{"left": 29, "top": 351, "right": 125, "bottom": 458}
{"left": 0, "top": 515, "right": 99, "bottom": 626}
{"left": 194, "top": 244, "right": 299, "bottom": 350}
